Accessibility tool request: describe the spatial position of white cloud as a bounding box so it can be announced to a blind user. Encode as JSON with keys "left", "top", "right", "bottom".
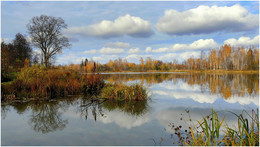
{"left": 179, "top": 51, "right": 201, "bottom": 60}
{"left": 125, "top": 54, "right": 140, "bottom": 61}
{"left": 148, "top": 39, "right": 218, "bottom": 53}
{"left": 158, "top": 53, "right": 177, "bottom": 61}
{"left": 224, "top": 35, "right": 259, "bottom": 47}
{"left": 99, "top": 47, "right": 125, "bottom": 54}
{"left": 125, "top": 54, "right": 153, "bottom": 63}
{"left": 145, "top": 46, "right": 152, "bottom": 53}
{"left": 83, "top": 49, "right": 97, "bottom": 54}
{"left": 56, "top": 53, "right": 85, "bottom": 65}
{"left": 156, "top": 4, "right": 258, "bottom": 35}
{"left": 66, "top": 14, "right": 153, "bottom": 38}
{"left": 85, "top": 42, "right": 131, "bottom": 55}
{"left": 128, "top": 48, "right": 140, "bottom": 54}
{"left": 91, "top": 55, "right": 119, "bottom": 64}
{"left": 104, "top": 42, "right": 130, "bottom": 49}
{"left": 92, "top": 56, "right": 101, "bottom": 61}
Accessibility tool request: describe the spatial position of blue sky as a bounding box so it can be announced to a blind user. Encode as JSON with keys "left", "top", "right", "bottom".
{"left": 1, "top": 1, "right": 259, "bottom": 65}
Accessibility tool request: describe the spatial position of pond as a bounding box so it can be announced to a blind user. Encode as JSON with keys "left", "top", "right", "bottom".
{"left": 1, "top": 73, "right": 259, "bottom": 145}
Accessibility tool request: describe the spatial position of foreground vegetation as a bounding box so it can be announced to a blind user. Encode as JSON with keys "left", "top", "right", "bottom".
{"left": 1, "top": 65, "right": 148, "bottom": 101}
{"left": 171, "top": 109, "right": 259, "bottom": 146}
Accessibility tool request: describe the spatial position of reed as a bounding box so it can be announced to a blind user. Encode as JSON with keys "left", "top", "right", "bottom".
{"left": 175, "top": 109, "right": 259, "bottom": 146}
{"left": 223, "top": 109, "right": 259, "bottom": 146}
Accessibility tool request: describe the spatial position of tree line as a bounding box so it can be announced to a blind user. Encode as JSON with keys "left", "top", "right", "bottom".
{"left": 59, "top": 44, "right": 258, "bottom": 72}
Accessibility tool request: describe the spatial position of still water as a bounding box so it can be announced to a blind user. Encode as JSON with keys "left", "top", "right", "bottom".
{"left": 1, "top": 73, "right": 259, "bottom": 145}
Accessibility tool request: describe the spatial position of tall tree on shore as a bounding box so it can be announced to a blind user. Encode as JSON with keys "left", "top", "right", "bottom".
{"left": 13, "top": 33, "right": 32, "bottom": 68}
{"left": 27, "top": 15, "right": 71, "bottom": 68}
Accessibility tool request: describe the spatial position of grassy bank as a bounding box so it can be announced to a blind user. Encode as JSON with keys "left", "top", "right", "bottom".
{"left": 1, "top": 65, "right": 148, "bottom": 101}
{"left": 173, "top": 109, "right": 259, "bottom": 146}
{"left": 1, "top": 65, "right": 104, "bottom": 100}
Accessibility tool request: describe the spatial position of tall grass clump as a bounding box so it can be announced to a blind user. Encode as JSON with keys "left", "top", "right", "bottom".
{"left": 81, "top": 74, "right": 105, "bottom": 96}
{"left": 172, "top": 109, "right": 259, "bottom": 146}
{"left": 223, "top": 109, "right": 259, "bottom": 146}
{"left": 185, "top": 109, "right": 225, "bottom": 146}
{"left": 101, "top": 83, "right": 148, "bottom": 100}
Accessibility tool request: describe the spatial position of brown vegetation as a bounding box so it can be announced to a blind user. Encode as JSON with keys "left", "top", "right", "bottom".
{"left": 101, "top": 83, "right": 148, "bottom": 101}
{"left": 1, "top": 65, "right": 104, "bottom": 100}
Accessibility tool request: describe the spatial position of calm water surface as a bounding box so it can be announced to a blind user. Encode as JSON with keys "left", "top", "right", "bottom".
{"left": 1, "top": 73, "right": 259, "bottom": 145}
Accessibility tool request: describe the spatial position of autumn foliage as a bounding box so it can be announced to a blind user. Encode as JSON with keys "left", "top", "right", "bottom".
{"left": 1, "top": 65, "right": 104, "bottom": 100}
{"left": 59, "top": 44, "right": 259, "bottom": 72}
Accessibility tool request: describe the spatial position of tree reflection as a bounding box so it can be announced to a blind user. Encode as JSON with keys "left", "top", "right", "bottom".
{"left": 103, "top": 73, "right": 259, "bottom": 99}
{"left": 78, "top": 98, "right": 106, "bottom": 121}
{"left": 103, "top": 99, "right": 150, "bottom": 116}
{"left": 78, "top": 98, "right": 150, "bottom": 121}
{"left": 28, "top": 101, "right": 68, "bottom": 134}
{"left": 1, "top": 105, "right": 10, "bottom": 120}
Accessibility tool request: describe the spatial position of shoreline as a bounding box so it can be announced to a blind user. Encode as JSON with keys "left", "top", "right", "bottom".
{"left": 89, "top": 70, "right": 259, "bottom": 74}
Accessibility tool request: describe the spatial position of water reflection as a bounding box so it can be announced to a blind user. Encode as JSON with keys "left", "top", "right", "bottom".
{"left": 78, "top": 99, "right": 107, "bottom": 121}
{"left": 2, "top": 98, "right": 151, "bottom": 134}
{"left": 153, "top": 81, "right": 258, "bottom": 105}
{"left": 1, "top": 73, "right": 258, "bottom": 145}
{"left": 28, "top": 101, "right": 69, "bottom": 134}
{"left": 2, "top": 100, "right": 75, "bottom": 134}
{"left": 103, "top": 99, "right": 150, "bottom": 116}
{"left": 1, "top": 105, "right": 10, "bottom": 119}
{"left": 77, "top": 98, "right": 151, "bottom": 129}
{"left": 103, "top": 73, "right": 259, "bottom": 102}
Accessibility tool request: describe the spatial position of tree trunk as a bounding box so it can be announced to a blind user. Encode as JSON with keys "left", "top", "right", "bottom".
{"left": 44, "top": 54, "right": 49, "bottom": 68}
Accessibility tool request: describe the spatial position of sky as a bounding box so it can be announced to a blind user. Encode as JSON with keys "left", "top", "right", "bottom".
{"left": 1, "top": 1, "right": 259, "bottom": 65}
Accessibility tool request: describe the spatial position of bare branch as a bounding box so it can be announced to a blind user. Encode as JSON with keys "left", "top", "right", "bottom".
{"left": 27, "top": 15, "right": 71, "bottom": 68}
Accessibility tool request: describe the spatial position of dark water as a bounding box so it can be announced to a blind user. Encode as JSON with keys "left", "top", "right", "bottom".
{"left": 1, "top": 73, "right": 259, "bottom": 145}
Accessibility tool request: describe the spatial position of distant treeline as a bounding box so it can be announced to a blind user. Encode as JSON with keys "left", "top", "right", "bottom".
{"left": 1, "top": 34, "right": 259, "bottom": 76}
{"left": 58, "top": 44, "right": 259, "bottom": 72}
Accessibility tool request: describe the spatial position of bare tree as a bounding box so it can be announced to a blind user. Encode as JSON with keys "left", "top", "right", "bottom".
{"left": 27, "top": 15, "right": 71, "bottom": 68}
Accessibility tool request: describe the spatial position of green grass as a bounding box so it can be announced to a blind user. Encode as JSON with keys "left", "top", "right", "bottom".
{"left": 223, "top": 109, "right": 259, "bottom": 146}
